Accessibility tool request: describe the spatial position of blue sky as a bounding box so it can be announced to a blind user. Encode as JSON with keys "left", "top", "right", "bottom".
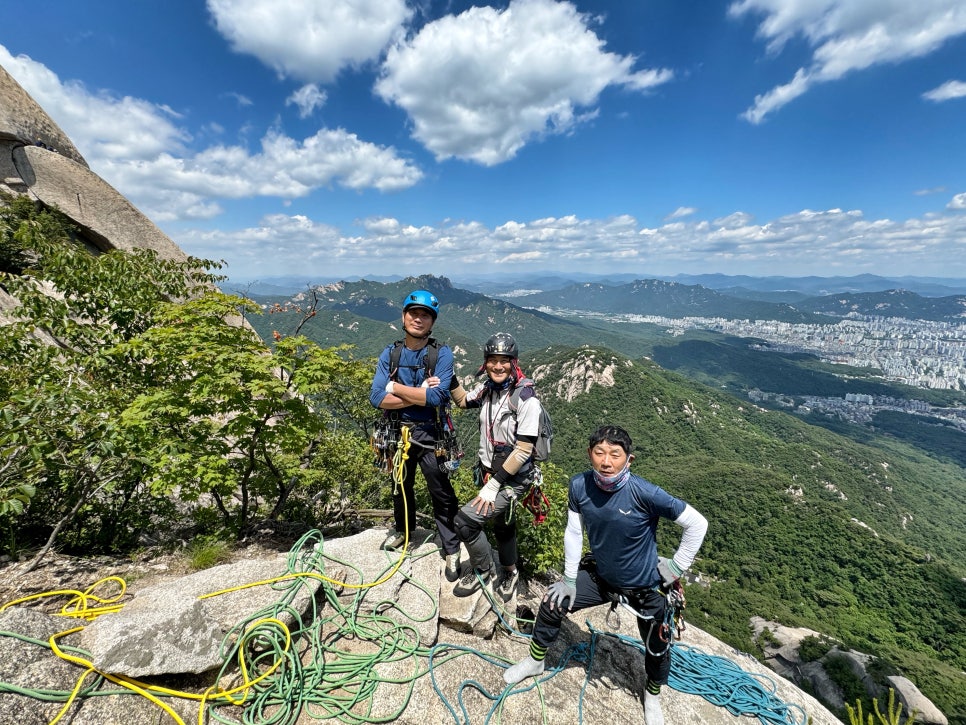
{"left": 3, "top": 0, "right": 966, "bottom": 282}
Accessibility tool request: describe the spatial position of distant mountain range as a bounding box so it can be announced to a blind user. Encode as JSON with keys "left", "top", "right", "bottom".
{"left": 228, "top": 272, "right": 966, "bottom": 299}
{"left": 494, "top": 278, "right": 966, "bottom": 323}
{"left": 229, "top": 273, "right": 966, "bottom": 323}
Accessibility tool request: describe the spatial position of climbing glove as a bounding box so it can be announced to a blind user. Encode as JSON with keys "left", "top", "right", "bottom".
{"left": 545, "top": 576, "right": 577, "bottom": 610}
{"left": 657, "top": 556, "right": 684, "bottom": 588}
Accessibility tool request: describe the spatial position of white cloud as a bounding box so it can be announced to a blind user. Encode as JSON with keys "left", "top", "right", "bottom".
{"left": 222, "top": 91, "right": 253, "bottom": 107}
{"left": 730, "top": 0, "right": 966, "bottom": 123}
{"left": 206, "top": 0, "right": 411, "bottom": 82}
{"left": 666, "top": 206, "right": 698, "bottom": 220}
{"left": 374, "top": 0, "right": 673, "bottom": 165}
{"left": 1, "top": 46, "right": 190, "bottom": 161}
{"left": 189, "top": 205, "right": 966, "bottom": 281}
{"left": 286, "top": 84, "right": 327, "bottom": 118}
{"left": 2, "top": 46, "right": 422, "bottom": 221}
{"left": 923, "top": 79, "right": 966, "bottom": 102}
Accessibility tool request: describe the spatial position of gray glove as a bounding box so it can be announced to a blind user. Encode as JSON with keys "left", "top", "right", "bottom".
{"left": 657, "top": 556, "right": 683, "bottom": 588}
{"left": 545, "top": 575, "right": 577, "bottom": 610}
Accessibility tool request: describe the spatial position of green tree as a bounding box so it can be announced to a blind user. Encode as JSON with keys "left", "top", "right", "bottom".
{"left": 0, "top": 195, "right": 382, "bottom": 561}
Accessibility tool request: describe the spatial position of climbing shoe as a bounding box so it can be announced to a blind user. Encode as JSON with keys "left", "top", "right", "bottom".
{"left": 644, "top": 691, "right": 664, "bottom": 725}
{"left": 382, "top": 531, "right": 406, "bottom": 551}
{"left": 444, "top": 552, "right": 461, "bottom": 582}
{"left": 496, "top": 568, "right": 519, "bottom": 600}
{"left": 503, "top": 655, "right": 545, "bottom": 685}
{"left": 452, "top": 566, "right": 494, "bottom": 597}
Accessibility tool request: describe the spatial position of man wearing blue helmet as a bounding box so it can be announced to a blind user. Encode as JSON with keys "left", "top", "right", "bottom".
{"left": 369, "top": 289, "right": 461, "bottom": 581}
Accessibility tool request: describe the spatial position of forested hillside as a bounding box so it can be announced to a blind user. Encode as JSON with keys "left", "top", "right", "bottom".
{"left": 518, "top": 346, "right": 966, "bottom": 720}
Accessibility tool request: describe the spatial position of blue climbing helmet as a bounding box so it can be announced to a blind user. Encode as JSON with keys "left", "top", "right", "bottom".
{"left": 402, "top": 289, "right": 440, "bottom": 319}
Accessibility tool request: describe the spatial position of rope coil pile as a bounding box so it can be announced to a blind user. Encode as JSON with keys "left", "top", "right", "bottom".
{"left": 1, "top": 531, "right": 812, "bottom": 725}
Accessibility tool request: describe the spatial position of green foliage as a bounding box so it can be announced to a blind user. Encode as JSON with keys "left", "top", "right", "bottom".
{"left": 870, "top": 410, "right": 966, "bottom": 468}
{"left": 799, "top": 635, "right": 834, "bottom": 662}
{"left": 845, "top": 688, "right": 916, "bottom": 725}
{"left": 514, "top": 462, "right": 568, "bottom": 574}
{"left": 824, "top": 654, "right": 868, "bottom": 710}
{"left": 0, "top": 192, "right": 36, "bottom": 274}
{"left": 0, "top": 195, "right": 214, "bottom": 552}
{"left": 0, "top": 195, "right": 386, "bottom": 554}
{"left": 185, "top": 536, "right": 233, "bottom": 570}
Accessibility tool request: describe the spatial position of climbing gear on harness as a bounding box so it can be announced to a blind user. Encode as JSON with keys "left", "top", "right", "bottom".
{"left": 521, "top": 467, "right": 550, "bottom": 524}
{"left": 438, "top": 409, "right": 464, "bottom": 473}
{"left": 664, "top": 578, "right": 687, "bottom": 641}
{"left": 370, "top": 413, "right": 401, "bottom": 474}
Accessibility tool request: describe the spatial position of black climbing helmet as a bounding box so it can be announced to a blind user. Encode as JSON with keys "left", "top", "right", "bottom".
{"left": 483, "top": 332, "right": 518, "bottom": 359}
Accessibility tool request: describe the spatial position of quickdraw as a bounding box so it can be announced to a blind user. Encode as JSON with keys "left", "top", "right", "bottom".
{"left": 521, "top": 468, "right": 550, "bottom": 525}
{"left": 370, "top": 414, "right": 401, "bottom": 475}
{"left": 660, "top": 578, "right": 687, "bottom": 643}
{"left": 438, "top": 410, "right": 464, "bottom": 474}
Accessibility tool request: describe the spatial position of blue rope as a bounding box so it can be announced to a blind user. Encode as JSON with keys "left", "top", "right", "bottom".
{"left": 668, "top": 643, "right": 808, "bottom": 725}
{"left": 585, "top": 623, "right": 809, "bottom": 725}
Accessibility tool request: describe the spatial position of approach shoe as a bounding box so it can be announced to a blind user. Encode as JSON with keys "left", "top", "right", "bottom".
{"left": 444, "top": 552, "right": 461, "bottom": 582}
{"left": 382, "top": 531, "right": 406, "bottom": 551}
{"left": 496, "top": 568, "right": 519, "bottom": 601}
{"left": 452, "top": 565, "right": 494, "bottom": 597}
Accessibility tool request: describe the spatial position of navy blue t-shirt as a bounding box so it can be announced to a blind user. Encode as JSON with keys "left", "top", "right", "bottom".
{"left": 568, "top": 470, "right": 686, "bottom": 590}
{"left": 368, "top": 342, "right": 454, "bottom": 426}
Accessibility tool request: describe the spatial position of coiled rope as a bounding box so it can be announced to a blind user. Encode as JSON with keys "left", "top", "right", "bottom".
{"left": 583, "top": 622, "right": 809, "bottom": 725}
{"left": 2, "top": 526, "right": 807, "bottom": 725}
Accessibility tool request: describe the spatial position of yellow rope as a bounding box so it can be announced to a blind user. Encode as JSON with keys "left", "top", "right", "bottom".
{"left": 392, "top": 424, "right": 412, "bottom": 490}
{"left": 0, "top": 576, "right": 126, "bottom": 621}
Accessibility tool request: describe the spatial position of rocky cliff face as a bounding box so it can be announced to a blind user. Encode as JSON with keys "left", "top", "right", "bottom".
{"left": 1, "top": 63, "right": 184, "bottom": 268}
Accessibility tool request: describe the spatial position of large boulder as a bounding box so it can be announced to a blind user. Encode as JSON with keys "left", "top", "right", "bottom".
{"left": 0, "top": 64, "right": 87, "bottom": 166}
{"left": 1, "top": 60, "right": 185, "bottom": 275}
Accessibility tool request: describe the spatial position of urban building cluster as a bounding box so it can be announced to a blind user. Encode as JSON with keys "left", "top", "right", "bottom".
{"left": 633, "top": 313, "right": 966, "bottom": 392}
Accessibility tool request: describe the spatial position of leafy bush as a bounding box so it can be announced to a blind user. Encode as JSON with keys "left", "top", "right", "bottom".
{"left": 846, "top": 689, "right": 917, "bottom": 725}
{"left": 799, "top": 634, "right": 835, "bottom": 662}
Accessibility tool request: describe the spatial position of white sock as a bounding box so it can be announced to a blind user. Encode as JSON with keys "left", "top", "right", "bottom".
{"left": 503, "top": 655, "right": 545, "bottom": 685}
{"left": 644, "top": 691, "right": 664, "bottom": 725}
